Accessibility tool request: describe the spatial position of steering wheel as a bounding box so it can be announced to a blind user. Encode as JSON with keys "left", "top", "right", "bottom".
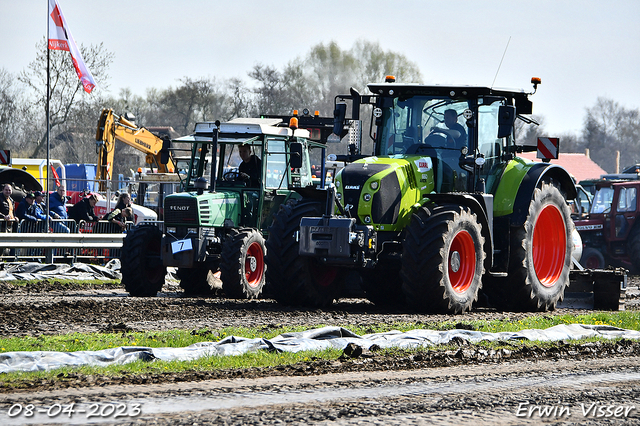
{"left": 223, "top": 169, "right": 248, "bottom": 181}
{"left": 425, "top": 128, "right": 458, "bottom": 147}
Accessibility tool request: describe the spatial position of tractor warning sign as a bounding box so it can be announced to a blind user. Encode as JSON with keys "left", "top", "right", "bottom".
{"left": 0, "top": 150, "right": 10, "bottom": 165}
{"left": 537, "top": 138, "right": 559, "bottom": 160}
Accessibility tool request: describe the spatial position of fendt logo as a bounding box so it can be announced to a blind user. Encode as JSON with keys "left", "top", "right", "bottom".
{"left": 170, "top": 206, "right": 190, "bottom": 211}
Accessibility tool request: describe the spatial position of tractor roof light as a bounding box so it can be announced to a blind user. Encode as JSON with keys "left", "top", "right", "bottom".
{"left": 385, "top": 75, "right": 396, "bottom": 83}
{"left": 531, "top": 77, "right": 541, "bottom": 94}
{"left": 289, "top": 117, "right": 299, "bottom": 130}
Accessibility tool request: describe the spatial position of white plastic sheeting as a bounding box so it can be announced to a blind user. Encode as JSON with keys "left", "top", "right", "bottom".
{"left": 0, "top": 261, "right": 121, "bottom": 281}
{"left": 1, "top": 324, "right": 640, "bottom": 374}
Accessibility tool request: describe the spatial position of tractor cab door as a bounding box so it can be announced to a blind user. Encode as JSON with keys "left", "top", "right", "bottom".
{"left": 610, "top": 184, "right": 638, "bottom": 242}
{"left": 476, "top": 99, "right": 510, "bottom": 194}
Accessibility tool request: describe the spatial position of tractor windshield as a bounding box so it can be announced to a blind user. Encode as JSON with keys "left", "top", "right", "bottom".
{"left": 379, "top": 96, "right": 470, "bottom": 156}
{"left": 591, "top": 186, "right": 614, "bottom": 214}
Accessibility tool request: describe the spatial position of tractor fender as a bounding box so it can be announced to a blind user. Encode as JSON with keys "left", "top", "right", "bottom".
{"left": 419, "top": 193, "right": 493, "bottom": 270}
{"left": 507, "top": 161, "right": 577, "bottom": 227}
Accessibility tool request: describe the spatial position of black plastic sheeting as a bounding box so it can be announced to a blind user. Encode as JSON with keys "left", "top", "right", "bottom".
{"left": 1, "top": 324, "right": 639, "bottom": 374}
{"left": 0, "top": 261, "right": 121, "bottom": 281}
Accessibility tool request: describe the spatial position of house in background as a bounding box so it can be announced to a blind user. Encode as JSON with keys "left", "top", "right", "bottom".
{"left": 518, "top": 152, "right": 606, "bottom": 183}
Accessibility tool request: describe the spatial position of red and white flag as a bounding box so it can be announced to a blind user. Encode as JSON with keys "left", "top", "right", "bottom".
{"left": 48, "top": 0, "right": 96, "bottom": 93}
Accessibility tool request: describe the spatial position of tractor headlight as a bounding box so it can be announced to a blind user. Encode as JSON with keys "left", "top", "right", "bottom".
{"left": 363, "top": 193, "right": 372, "bottom": 202}
{"left": 370, "top": 181, "right": 379, "bottom": 190}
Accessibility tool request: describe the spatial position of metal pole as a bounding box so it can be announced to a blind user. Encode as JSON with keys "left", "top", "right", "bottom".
{"left": 45, "top": 3, "right": 53, "bottom": 263}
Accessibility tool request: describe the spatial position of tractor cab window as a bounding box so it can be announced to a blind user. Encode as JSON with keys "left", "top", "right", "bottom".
{"left": 477, "top": 99, "right": 508, "bottom": 194}
{"left": 379, "top": 96, "right": 470, "bottom": 156}
{"left": 617, "top": 187, "right": 637, "bottom": 213}
{"left": 265, "top": 138, "right": 287, "bottom": 189}
{"left": 591, "top": 187, "right": 614, "bottom": 214}
{"left": 219, "top": 141, "right": 263, "bottom": 187}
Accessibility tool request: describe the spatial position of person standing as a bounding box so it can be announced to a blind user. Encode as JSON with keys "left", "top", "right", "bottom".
{"left": 48, "top": 185, "right": 71, "bottom": 233}
{"left": 0, "top": 183, "right": 16, "bottom": 232}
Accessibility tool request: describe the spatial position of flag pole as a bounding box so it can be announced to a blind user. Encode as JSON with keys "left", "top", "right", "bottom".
{"left": 46, "top": 1, "right": 52, "bottom": 246}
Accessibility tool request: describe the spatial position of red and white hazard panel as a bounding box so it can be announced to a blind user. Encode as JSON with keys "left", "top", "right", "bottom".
{"left": 0, "top": 150, "right": 10, "bottom": 165}
{"left": 537, "top": 137, "right": 559, "bottom": 160}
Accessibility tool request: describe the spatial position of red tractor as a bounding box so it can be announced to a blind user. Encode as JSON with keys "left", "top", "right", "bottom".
{"left": 574, "top": 180, "right": 640, "bottom": 273}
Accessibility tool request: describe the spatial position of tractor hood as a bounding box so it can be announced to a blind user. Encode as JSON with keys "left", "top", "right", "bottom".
{"left": 163, "top": 190, "right": 241, "bottom": 227}
{"left": 334, "top": 156, "right": 434, "bottom": 231}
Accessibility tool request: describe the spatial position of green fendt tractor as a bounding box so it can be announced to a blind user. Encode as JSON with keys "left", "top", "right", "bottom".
{"left": 266, "top": 78, "right": 579, "bottom": 313}
{"left": 120, "top": 117, "right": 332, "bottom": 298}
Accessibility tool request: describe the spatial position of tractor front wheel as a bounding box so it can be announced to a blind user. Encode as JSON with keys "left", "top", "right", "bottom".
{"left": 220, "top": 228, "right": 266, "bottom": 299}
{"left": 581, "top": 247, "right": 606, "bottom": 270}
{"left": 265, "top": 199, "right": 345, "bottom": 307}
{"left": 121, "top": 225, "right": 166, "bottom": 297}
{"left": 508, "top": 183, "right": 573, "bottom": 311}
{"left": 401, "top": 206, "right": 485, "bottom": 313}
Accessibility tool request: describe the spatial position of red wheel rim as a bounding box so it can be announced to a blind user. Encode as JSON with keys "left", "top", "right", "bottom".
{"left": 448, "top": 230, "right": 476, "bottom": 293}
{"left": 532, "top": 204, "right": 566, "bottom": 287}
{"left": 583, "top": 253, "right": 602, "bottom": 270}
{"left": 244, "top": 241, "right": 264, "bottom": 288}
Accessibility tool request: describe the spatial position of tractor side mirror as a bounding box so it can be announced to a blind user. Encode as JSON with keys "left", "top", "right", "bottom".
{"left": 497, "top": 105, "right": 516, "bottom": 138}
{"left": 289, "top": 142, "right": 303, "bottom": 169}
{"left": 160, "top": 136, "right": 171, "bottom": 165}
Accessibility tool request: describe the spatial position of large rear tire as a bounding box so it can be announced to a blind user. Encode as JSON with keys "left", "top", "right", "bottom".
{"left": 507, "top": 183, "right": 573, "bottom": 311}
{"left": 121, "top": 225, "right": 166, "bottom": 297}
{"left": 220, "top": 228, "right": 266, "bottom": 299}
{"left": 401, "top": 206, "right": 485, "bottom": 313}
{"left": 628, "top": 225, "right": 640, "bottom": 274}
{"left": 265, "top": 199, "right": 345, "bottom": 307}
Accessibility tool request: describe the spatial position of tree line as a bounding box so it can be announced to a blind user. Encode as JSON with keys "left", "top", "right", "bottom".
{"left": 0, "top": 38, "right": 639, "bottom": 179}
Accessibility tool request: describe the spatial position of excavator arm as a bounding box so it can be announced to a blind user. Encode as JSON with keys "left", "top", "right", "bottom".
{"left": 95, "top": 109, "right": 175, "bottom": 192}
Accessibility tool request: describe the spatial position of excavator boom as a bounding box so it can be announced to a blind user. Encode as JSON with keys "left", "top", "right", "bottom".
{"left": 95, "top": 108, "right": 174, "bottom": 191}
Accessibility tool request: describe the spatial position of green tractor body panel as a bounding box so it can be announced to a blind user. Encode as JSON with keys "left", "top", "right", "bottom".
{"left": 492, "top": 157, "right": 535, "bottom": 217}
{"left": 334, "top": 155, "right": 435, "bottom": 232}
{"left": 164, "top": 191, "right": 241, "bottom": 228}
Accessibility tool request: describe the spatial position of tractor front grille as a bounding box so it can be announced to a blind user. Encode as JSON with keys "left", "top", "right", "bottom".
{"left": 164, "top": 197, "right": 198, "bottom": 224}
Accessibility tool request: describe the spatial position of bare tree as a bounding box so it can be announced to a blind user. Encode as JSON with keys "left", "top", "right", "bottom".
{"left": 582, "top": 97, "right": 640, "bottom": 172}
{"left": 18, "top": 38, "right": 113, "bottom": 158}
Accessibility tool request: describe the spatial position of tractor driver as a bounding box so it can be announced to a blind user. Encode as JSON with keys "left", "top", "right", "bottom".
{"left": 443, "top": 109, "right": 467, "bottom": 148}
{"left": 238, "top": 143, "right": 262, "bottom": 187}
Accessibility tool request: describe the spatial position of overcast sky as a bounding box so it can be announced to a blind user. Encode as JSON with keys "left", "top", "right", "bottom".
{"left": 3, "top": 0, "right": 639, "bottom": 137}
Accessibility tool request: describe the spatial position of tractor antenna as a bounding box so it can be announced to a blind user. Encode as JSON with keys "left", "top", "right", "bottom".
{"left": 491, "top": 36, "right": 511, "bottom": 89}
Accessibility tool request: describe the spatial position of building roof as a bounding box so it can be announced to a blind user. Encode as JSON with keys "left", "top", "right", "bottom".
{"left": 518, "top": 152, "right": 606, "bottom": 183}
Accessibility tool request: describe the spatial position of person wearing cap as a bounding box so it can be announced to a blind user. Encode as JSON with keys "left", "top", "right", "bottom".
{"left": 15, "top": 191, "right": 48, "bottom": 233}
{"left": 238, "top": 143, "right": 262, "bottom": 187}
{"left": 68, "top": 193, "right": 100, "bottom": 224}
{"left": 16, "top": 192, "right": 37, "bottom": 222}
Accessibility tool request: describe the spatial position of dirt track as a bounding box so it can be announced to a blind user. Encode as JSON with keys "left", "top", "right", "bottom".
{"left": 0, "top": 277, "right": 639, "bottom": 424}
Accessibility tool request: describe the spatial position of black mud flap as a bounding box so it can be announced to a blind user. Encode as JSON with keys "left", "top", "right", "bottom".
{"left": 560, "top": 268, "right": 628, "bottom": 310}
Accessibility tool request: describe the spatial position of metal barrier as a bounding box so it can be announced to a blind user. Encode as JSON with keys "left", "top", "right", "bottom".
{"left": 0, "top": 218, "right": 131, "bottom": 264}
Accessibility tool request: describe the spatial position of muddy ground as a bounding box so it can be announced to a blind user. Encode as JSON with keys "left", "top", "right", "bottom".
{"left": 0, "top": 277, "right": 639, "bottom": 424}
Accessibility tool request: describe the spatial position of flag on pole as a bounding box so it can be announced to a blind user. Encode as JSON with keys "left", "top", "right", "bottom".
{"left": 47, "top": 0, "right": 96, "bottom": 93}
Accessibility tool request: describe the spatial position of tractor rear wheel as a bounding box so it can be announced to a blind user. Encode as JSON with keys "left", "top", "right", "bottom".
{"left": 220, "top": 228, "right": 266, "bottom": 299}
{"left": 401, "top": 206, "right": 485, "bottom": 313}
{"left": 265, "top": 199, "right": 345, "bottom": 307}
{"left": 581, "top": 247, "right": 605, "bottom": 269}
{"left": 121, "top": 225, "right": 166, "bottom": 297}
{"left": 507, "top": 183, "right": 573, "bottom": 311}
{"left": 177, "top": 267, "right": 216, "bottom": 296}
{"left": 628, "top": 225, "right": 640, "bottom": 274}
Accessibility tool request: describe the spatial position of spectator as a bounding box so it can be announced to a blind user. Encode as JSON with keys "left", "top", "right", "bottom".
{"left": 0, "top": 183, "right": 17, "bottom": 232}
{"left": 18, "top": 192, "right": 48, "bottom": 233}
{"left": 68, "top": 193, "right": 100, "bottom": 224}
{"left": 114, "top": 192, "right": 132, "bottom": 211}
{"left": 45, "top": 188, "right": 71, "bottom": 233}
{"left": 105, "top": 206, "right": 132, "bottom": 233}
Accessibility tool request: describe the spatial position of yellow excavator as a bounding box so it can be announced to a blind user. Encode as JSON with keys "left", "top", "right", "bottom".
{"left": 95, "top": 108, "right": 175, "bottom": 192}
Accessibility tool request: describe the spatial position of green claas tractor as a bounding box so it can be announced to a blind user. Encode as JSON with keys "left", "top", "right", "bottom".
{"left": 265, "top": 78, "right": 579, "bottom": 313}
{"left": 120, "top": 117, "right": 333, "bottom": 298}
